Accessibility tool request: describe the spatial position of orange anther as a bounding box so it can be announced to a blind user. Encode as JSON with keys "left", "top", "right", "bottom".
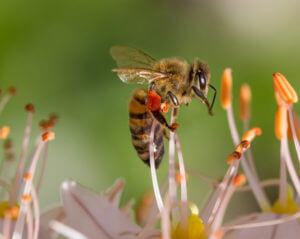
{"left": 136, "top": 191, "right": 154, "bottom": 225}
{"left": 226, "top": 151, "right": 241, "bottom": 164}
{"left": 25, "top": 103, "right": 35, "bottom": 114}
{"left": 22, "top": 194, "right": 31, "bottom": 202}
{"left": 220, "top": 68, "right": 232, "bottom": 110}
{"left": 214, "top": 229, "right": 224, "bottom": 239}
{"left": 239, "top": 84, "right": 251, "bottom": 121}
{"left": 273, "top": 72, "right": 298, "bottom": 104}
{"left": 24, "top": 172, "right": 32, "bottom": 180}
{"left": 233, "top": 174, "right": 247, "bottom": 187}
{"left": 147, "top": 90, "right": 161, "bottom": 111}
{"left": 160, "top": 103, "right": 170, "bottom": 113}
{"left": 242, "top": 127, "right": 262, "bottom": 142}
{"left": 175, "top": 172, "right": 189, "bottom": 184}
{"left": 275, "top": 106, "right": 288, "bottom": 140}
{"left": 0, "top": 126, "right": 10, "bottom": 139}
{"left": 9, "top": 206, "right": 19, "bottom": 220}
{"left": 42, "top": 131, "right": 55, "bottom": 142}
{"left": 49, "top": 113, "right": 59, "bottom": 124}
{"left": 8, "top": 87, "right": 17, "bottom": 95}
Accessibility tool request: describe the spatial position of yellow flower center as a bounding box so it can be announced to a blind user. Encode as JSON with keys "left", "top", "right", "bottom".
{"left": 0, "top": 201, "right": 19, "bottom": 220}
{"left": 172, "top": 214, "right": 206, "bottom": 239}
{"left": 272, "top": 189, "right": 299, "bottom": 214}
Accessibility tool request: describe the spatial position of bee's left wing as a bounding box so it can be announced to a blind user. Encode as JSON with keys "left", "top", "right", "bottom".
{"left": 112, "top": 68, "right": 170, "bottom": 84}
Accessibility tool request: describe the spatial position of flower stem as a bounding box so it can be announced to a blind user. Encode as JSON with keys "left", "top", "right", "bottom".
{"left": 288, "top": 108, "right": 300, "bottom": 163}
{"left": 279, "top": 139, "right": 287, "bottom": 206}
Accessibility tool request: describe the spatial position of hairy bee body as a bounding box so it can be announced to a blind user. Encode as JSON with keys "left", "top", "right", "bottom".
{"left": 129, "top": 88, "right": 164, "bottom": 168}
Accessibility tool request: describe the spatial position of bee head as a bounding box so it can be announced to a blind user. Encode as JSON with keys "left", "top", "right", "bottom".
{"left": 191, "top": 59, "right": 216, "bottom": 116}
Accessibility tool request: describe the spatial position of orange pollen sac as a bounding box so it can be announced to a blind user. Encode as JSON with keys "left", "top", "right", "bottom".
{"left": 273, "top": 72, "right": 298, "bottom": 105}
{"left": 275, "top": 106, "right": 288, "bottom": 140}
{"left": 160, "top": 103, "right": 170, "bottom": 113}
{"left": 136, "top": 191, "right": 154, "bottom": 225}
{"left": 23, "top": 172, "right": 33, "bottom": 180}
{"left": 214, "top": 229, "right": 224, "bottom": 239}
{"left": 49, "top": 113, "right": 59, "bottom": 124}
{"left": 242, "top": 127, "right": 262, "bottom": 142}
{"left": 147, "top": 90, "right": 161, "bottom": 111}
{"left": 239, "top": 84, "right": 251, "bottom": 121}
{"left": 175, "top": 172, "right": 189, "bottom": 184}
{"left": 220, "top": 68, "right": 232, "bottom": 110}
{"left": 0, "top": 89, "right": 2, "bottom": 95}
{"left": 25, "top": 103, "right": 35, "bottom": 114}
{"left": 233, "top": 174, "right": 247, "bottom": 187}
{"left": 226, "top": 151, "right": 241, "bottom": 164}
{"left": 8, "top": 86, "right": 17, "bottom": 95}
{"left": 42, "top": 131, "right": 55, "bottom": 142}
{"left": 22, "top": 194, "right": 32, "bottom": 202}
{"left": 0, "top": 126, "right": 10, "bottom": 139}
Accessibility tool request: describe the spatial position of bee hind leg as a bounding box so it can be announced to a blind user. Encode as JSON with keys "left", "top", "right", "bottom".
{"left": 151, "top": 110, "right": 179, "bottom": 132}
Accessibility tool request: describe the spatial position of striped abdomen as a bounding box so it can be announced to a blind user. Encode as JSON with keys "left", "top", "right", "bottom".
{"left": 129, "top": 88, "right": 164, "bottom": 169}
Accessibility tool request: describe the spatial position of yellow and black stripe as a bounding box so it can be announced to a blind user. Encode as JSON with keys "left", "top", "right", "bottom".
{"left": 129, "top": 88, "right": 164, "bottom": 168}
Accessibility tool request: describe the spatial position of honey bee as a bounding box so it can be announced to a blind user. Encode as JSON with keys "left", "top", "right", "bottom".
{"left": 111, "top": 45, "right": 216, "bottom": 168}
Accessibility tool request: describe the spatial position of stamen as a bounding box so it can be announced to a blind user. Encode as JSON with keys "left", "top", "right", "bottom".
{"left": 242, "top": 127, "right": 262, "bottom": 142}
{"left": 239, "top": 84, "right": 251, "bottom": 123}
{"left": 10, "top": 105, "right": 34, "bottom": 205}
{"left": 42, "top": 131, "right": 55, "bottom": 142}
{"left": 288, "top": 108, "right": 300, "bottom": 164}
{"left": 8, "top": 87, "right": 17, "bottom": 96}
{"left": 26, "top": 208, "right": 33, "bottom": 239}
{"left": 220, "top": 68, "right": 232, "bottom": 110}
{"left": 12, "top": 140, "right": 45, "bottom": 239}
{"left": 36, "top": 143, "right": 49, "bottom": 194}
{"left": 31, "top": 186, "right": 40, "bottom": 239}
{"left": 273, "top": 72, "right": 298, "bottom": 104}
{"left": 0, "top": 87, "right": 16, "bottom": 115}
{"left": 149, "top": 123, "right": 164, "bottom": 212}
{"left": 275, "top": 106, "right": 288, "bottom": 140}
{"left": 175, "top": 133, "right": 188, "bottom": 228}
{"left": 25, "top": 104, "right": 35, "bottom": 114}
{"left": 168, "top": 108, "right": 178, "bottom": 222}
{"left": 222, "top": 211, "right": 300, "bottom": 232}
{"left": 49, "top": 220, "right": 88, "bottom": 239}
{"left": 0, "top": 126, "right": 10, "bottom": 139}
{"left": 175, "top": 172, "right": 189, "bottom": 184}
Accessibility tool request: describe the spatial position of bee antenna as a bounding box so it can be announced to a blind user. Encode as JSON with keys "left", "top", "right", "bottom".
{"left": 209, "top": 84, "right": 217, "bottom": 113}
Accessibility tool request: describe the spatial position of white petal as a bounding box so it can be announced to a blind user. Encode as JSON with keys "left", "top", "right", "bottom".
{"left": 61, "top": 180, "right": 141, "bottom": 239}
{"left": 104, "top": 179, "right": 125, "bottom": 208}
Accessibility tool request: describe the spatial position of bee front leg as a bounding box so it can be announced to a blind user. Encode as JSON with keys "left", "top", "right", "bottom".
{"left": 151, "top": 110, "right": 179, "bottom": 132}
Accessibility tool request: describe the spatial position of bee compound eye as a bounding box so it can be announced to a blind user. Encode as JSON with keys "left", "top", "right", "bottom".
{"left": 197, "top": 72, "right": 206, "bottom": 90}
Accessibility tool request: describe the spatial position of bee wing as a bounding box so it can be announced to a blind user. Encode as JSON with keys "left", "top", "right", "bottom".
{"left": 112, "top": 68, "right": 169, "bottom": 84}
{"left": 110, "top": 45, "right": 157, "bottom": 68}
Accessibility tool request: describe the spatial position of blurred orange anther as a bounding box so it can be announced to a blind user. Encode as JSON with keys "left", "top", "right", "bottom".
{"left": 42, "top": 131, "right": 55, "bottom": 142}
{"left": 275, "top": 106, "right": 288, "bottom": 140}
{"left": 25, "top": 103, "right": 35, "bottom": 114}
{"left": 226, "top": 151, "right": 241, "bottom": 164}
{"left": 273, "top": 72, "right": 298, "bottom": 105}
{"left": 49, "top": 113, "right": 59, "bottom": 124}
{"left": 239, "top": 84, "right": 251, "bottom": 121}
{"left": 9, "top": 206, "right": 19, "bottom": 220}
{"left": 147, "top": 90, "right": 161, "bottom": 111}
{"left": 0, "top": 126, "right": 10, "bottom": 139}
{"left": 233, "top": 174, "right": 247, "bottom": 187}
{"left": 136, "top": 191, "right": 154, "bottom": 225}
{"left": 0, "top": 89, "right": 2, "bottom": 95}
{"left": 24, "top": 172, "right": 32, "bottom": 180}
{"left": 175, "top": 172, "right": 189, "bottom": 184}
{"left": 221, "top": 68, "right": 232, "bottom": 110}
{"left": 235, "top": 140, "right": 250, "bottom": 154}
{"left": 22, "top": 194, "right": 31, "bottom": 202}
{"left": 242, "top": 127, "right": 262, "bottom": 142}
{"left": 8, "top": 87, "right": 17, "bottom": 95}
{"left": 214, "top": 229, "right": 224, "bottom": 239}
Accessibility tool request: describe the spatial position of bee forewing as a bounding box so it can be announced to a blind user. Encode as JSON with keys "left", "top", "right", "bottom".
{"left": 110, "top": 45, "right": 157, "bottom": 68}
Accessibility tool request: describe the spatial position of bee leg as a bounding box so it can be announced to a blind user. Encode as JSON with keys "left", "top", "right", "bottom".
{"left": 151, "top": 110, "right": 179, "bottom": 132}
{"left": 167, "top": 91, "right": 179, "bottom": 106}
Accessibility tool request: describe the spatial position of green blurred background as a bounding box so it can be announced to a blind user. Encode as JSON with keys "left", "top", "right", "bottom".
{"left": 0, "top": 0, "right": 300, "bottom": 218}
